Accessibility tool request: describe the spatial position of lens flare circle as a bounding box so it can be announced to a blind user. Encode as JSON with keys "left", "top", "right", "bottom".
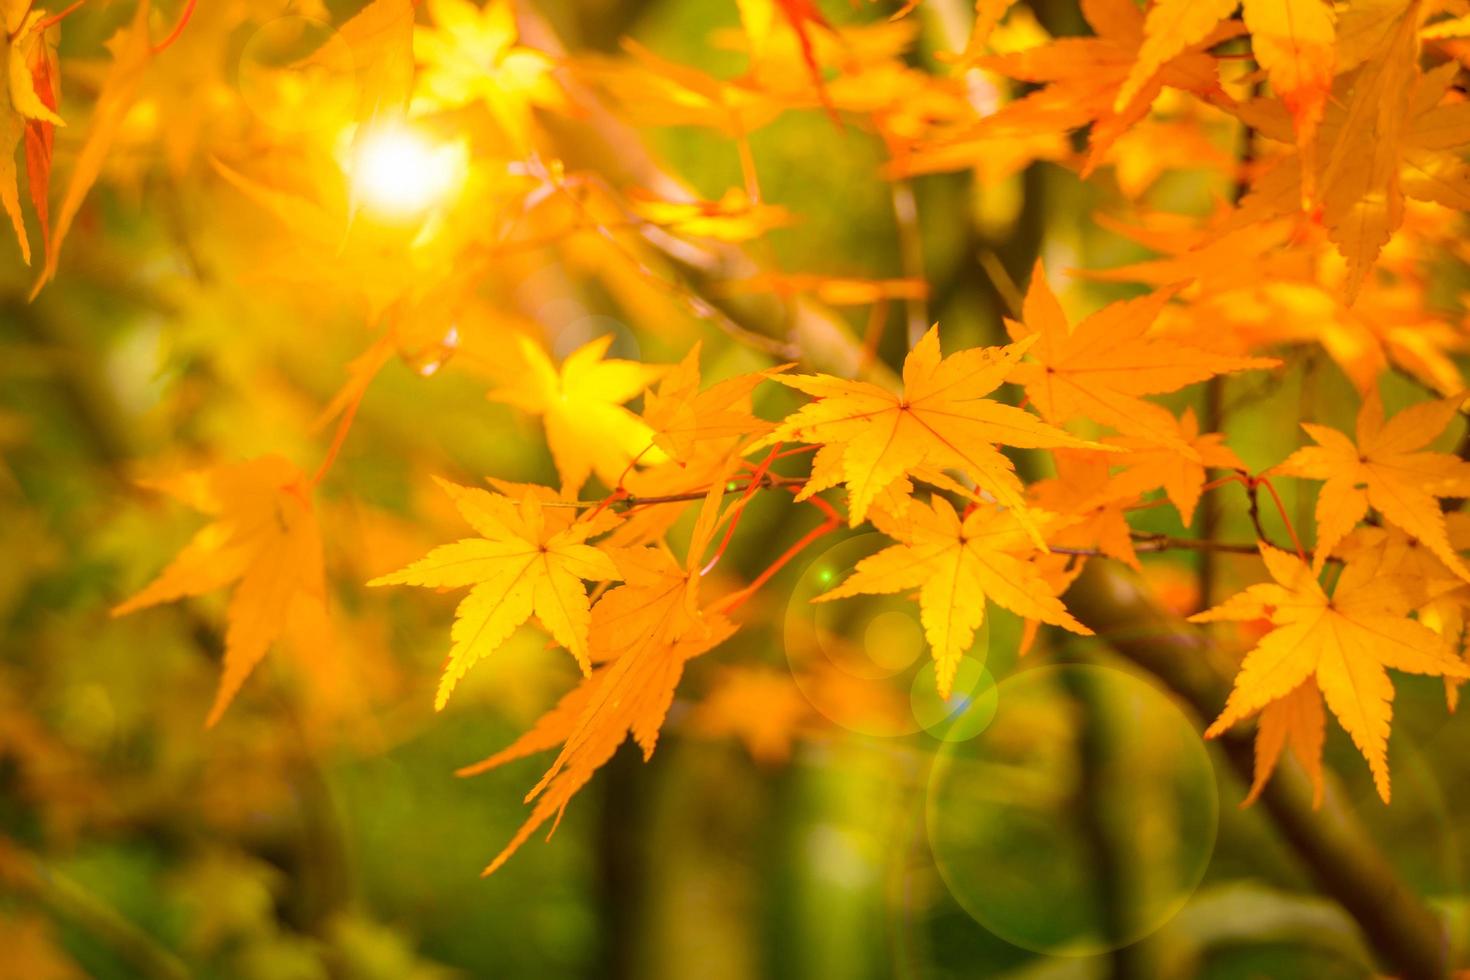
{"left": 926, "top": 663, "right": 1217, "bottom": 956}
{"left": 910, "top": 657, "right": 997, "bottom": 743}
{"left": 784, "top": 532, "right": 991, "bottom": 739}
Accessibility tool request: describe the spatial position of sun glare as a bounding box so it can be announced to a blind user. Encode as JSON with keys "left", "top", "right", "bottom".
{"left": 345, "top": 122, "right": 466, "bottom": 220}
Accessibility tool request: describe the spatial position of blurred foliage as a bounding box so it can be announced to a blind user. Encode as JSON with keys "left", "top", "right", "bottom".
{"left": 2, "top": 0, "right": 1470, "bottom": 978}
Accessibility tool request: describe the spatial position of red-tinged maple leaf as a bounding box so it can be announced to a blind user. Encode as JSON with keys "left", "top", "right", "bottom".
{"left": 113, "top": 456, "right": 331, "bottom": 727}
{"left": 1193, "top": 543, "right": 1469, "bottom": 802}
{"left": 768, "top": 324, "right": 1104, "bottom": 541}
{"left": 20, "top": 12, "right": 57, "bottom": 271}
{"left": 817, "top": 495, "right": 1090, "bottom": 697}
{"left": 1005, "top": 261, "right": 1277, "bottom": 448}
{"left": 1, "top": 2, "right": 64, "bottom": 267}
{"left": 369, "top": 480, "right": 621, "bottom": 709}
{"left": 34, "top": 0, "right": 152, "bottom": 295}
{"left": 738, "top": 0, "right": 838, "bottom": 119}
{"left": 1270, "top": 388, "right": 1470, "bottom": 577}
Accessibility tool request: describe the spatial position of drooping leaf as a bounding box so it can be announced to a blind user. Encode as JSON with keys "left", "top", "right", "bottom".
{"left": 1193, "top": 543, "right": 1469, "bottom": 802}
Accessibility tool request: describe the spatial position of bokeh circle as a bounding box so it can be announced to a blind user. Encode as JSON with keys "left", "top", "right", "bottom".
{"left": 926, "top": 663, "right": 1217, "bottom": 956}
{"left": 784, "top": 533, "right": 993, "bottom": 739}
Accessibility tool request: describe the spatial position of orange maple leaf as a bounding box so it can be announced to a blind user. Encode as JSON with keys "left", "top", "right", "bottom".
{"left": 1192, "top": 543, "right": 1469, "bottom": 802}
{"left": 965, "top": 0, "right": 1237, "bottom": 174}
{"left": 1270, "top": 388, "right": 1470, "bottom": 577}
{"left": 113, "top": 456, "right": 329, "bottom": 727}
{"left": 1005, "top": 262, "right": 1278, "bottom": 448}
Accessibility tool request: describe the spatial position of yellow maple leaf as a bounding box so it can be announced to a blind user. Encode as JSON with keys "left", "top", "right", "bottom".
{"left": 1270, "top": 388, "right": 1470, "bottom": 577}
{"left": 369, "top": 479, "right": 620, "bottom": 709}
{"left": 465, "top": 466, "right": 740, "bottom": 874}
{"left": 1005, "top": 261, "right": 1278, "bottom": 448}
{"left": 1192, "top": 543, "right": 1469, "bottom": 802}
{"left": 816, "top": 494, "right": 1091, "bottom": 697}
{"left": 414, "top": 0, "right": 564, "bottom": 152}
{"left": 769, "top": 324, "right": 1099, "bottom": 539}
{"left": 489, "top": 334, "right": 667, "bottom": 492}
{"left": 113, "top": 455, "right": 329, "bottom": 727}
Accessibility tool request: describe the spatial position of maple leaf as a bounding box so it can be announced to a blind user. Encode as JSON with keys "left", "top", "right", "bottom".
{"left": 640, "top": 342, "right": 783, "bottom": 464}
{"left": 113, "top": 456, "right": 329, "bottom": 727}
{"left": 1086, "top": 208, "right": 1467, "bottom": 398}
{"left": 489, "top": 335, "right": 667, "bottom": 493}
{"left": 1029, "top": 449, "right": 1143, "bottom": 570}
{"left": 576, "top": 39, "right": 787, "bottom": 136}
{"left": 1192, "top": 543, "right": 1469, "bottom": 802}
{"left": 817, "top": 495, "right": 1091, "bottom": 697}
{"left": 0, "top": 2, "right": 63, "bottom": 266}
{"left": 467, "top": 468, "right": 740, "bottom": 874}
{"left": 1108, "top": 407, "right": 1246, "bottom": 524}
{"left": 369, "top": 479, "right": 620, "bottom": 709}
{"left": 768, "top": 324, "right": 1100, "bottom": 539}
{"left": 1230, "top": 3, "right": 1470, "bottom": 298}
{"left": 965, "top": 0, "right": 1237, "bottom": 174}
{"left": 1246, "top": 677, "right": 1326, "bottom": 807}
{"left": 1270, "top": 388, "right": 1470, "bottom": 577}
{"left": 1116, "top": 0, "right": 1334, "bottom": 196}
{"left": 1005, "top": 262, "right": 1277, "bottom": 448}
{"left": 35, "top": 0, "right": 152, "bottom": 294}
{"left": 690, "top": 665, "right": 811, "bottom": 764}
{"left": 737, "top": 0, "right": 836, "bottom": 118}
{"left": 414, "top": 0, "right": 565, "bottom": 153}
